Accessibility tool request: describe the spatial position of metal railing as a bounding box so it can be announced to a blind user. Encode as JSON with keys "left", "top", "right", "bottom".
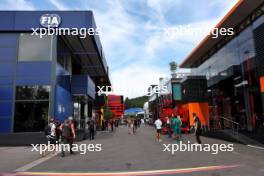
{"left": 210, "top": 116, "right": 240, "bottom": 139}
{"left": 221, "top": 116, "right": 239, "bottom": 139}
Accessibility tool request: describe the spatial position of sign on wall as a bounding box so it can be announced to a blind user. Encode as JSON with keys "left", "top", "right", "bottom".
{"left": 40, "top": 14, "right": 61, "bottom": 28}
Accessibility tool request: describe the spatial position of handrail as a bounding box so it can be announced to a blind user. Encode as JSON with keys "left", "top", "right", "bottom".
{"left": 210, "top": 116, "right": 239, "bottom": 139}
{"left": 220, "top": 116, "right": 239, "bottom": 126}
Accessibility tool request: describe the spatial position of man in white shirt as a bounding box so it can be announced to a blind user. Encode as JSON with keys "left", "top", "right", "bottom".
{"left": 154, "top": 117, "right": 162, "bottom": 142}
{"left": 47, "top": 118, "right": 56, "bottom": 144}
{"left": 141, "top": 118, "right": 145, "bottom": 126}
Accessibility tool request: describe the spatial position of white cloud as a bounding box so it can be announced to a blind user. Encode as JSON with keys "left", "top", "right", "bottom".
{"left": 111, "top": 63, "right": 167, "bottom": 98}
{"left": 144, "top": 19, "right": 219, "bottom": 59}
{"left": 65, "top": 0, "right": 239, "bottom": 98}
{"left": 47, "top": 0, "right": 68, "bottom": 10}
{"left": 1, "top": 0, "right": 237, "bottom": 98}
{"left": 0, "top": 0, "right": 35, "bottom": 10}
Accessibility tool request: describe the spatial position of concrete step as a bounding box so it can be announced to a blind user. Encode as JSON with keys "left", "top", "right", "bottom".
{"left": 203, "top": 130, "right": 242, "bottom": 144}
{"left": 204, "top": 129, "right": 264, "bottom": 148}
{"left": 0, "top": 131, "right": 86, "bottom": 146}
{"left": 223, "top": 129, "right": 264, "bottom": 147}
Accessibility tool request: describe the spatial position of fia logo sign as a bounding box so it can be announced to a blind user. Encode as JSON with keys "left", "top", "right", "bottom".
{"left": 40, "top": 14, "right": 61, "bottom": 28}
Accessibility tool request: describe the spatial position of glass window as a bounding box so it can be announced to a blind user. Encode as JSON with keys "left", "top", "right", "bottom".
{"left": 18, "top": 33, "right": 52, "bottom": 61}
{"left": 14, "top": 101, "right": 49, "bottom": 132}
{"left": 172, "top": 84, "right": 182, "bottom": 101}
{"left": 14, "top": 85, "right": 50, "bottom": 132}
{"left": 16, "top": 85, "right": 50, "bottom": 100}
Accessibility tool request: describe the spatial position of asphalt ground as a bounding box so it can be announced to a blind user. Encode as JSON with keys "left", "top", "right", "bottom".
{"left": 0, "top": 125, "right": 263, "bottom": 176}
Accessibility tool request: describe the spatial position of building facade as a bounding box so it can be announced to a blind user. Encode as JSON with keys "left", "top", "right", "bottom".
{"left": 180, "top": 0, "right": 264, "bottom": 132}
{"left": 0, "top": 11, "right": 110, "bottom": 133}
{"left": 107, "top": 95, "right": 124, "bottom": 119}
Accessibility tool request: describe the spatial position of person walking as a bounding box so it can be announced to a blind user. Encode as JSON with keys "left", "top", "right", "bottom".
{"left": 255, "top": 114, "right": 262, "bottom": 134}
{"left": 154, "top": 117, "right": 162, "bottom": 142}
{"left": 45, "top": 118, "right": 57, "bottom": 145}
{"left": 55, "top": 120, "right": 62, "bottom": 144}
{"left": 177, "top": 115, "right": 182, "bottom": 139}
{"left": 105, "top": 120, "right": 108, "bottom": 131}
{"left": 60, "top": 117, "right": 76, "bottom": 157}
{"left": 166, "top": 116, "right": 172, "bottom": 138}
{"left": 128, "top": 119, "right": 134, "bottom": 134}
{"left": 115, "top": 119, "right": 119, "bottom": 128}
{"left": 133, "top": 119, "right": 137, "bottom": 133}
{"left": 193, "top": 113, "right": 202, "bottom": 144}
{"left": 172, "top": 115, "right": 181, "bottom": 140}
{"left": 137, "top": 118, "right": 141, "bottom": 128}
{"left": 88, "top": 119, "right": 95, "bottom": 140}
{"left": 110, "top": 119, "right": 114, "bottom": 132}
{"left": 43, "top": 118, "right": 57, "bottom": 156}
{"left": 141, "top": 118, "right": 145, "bottom": 126}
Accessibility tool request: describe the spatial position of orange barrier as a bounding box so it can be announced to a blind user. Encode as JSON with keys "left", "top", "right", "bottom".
{"left": 180, "top": 102, "right": 209, "bottom": 126}
{"left": 259, "top": 76, "right": 264, "bottom": 93}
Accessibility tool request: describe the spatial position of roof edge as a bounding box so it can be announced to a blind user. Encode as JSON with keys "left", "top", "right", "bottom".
{"left": 179, "top": 0, "right": 244, "bottom": 68}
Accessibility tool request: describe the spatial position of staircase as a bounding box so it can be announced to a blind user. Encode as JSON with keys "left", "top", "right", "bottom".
{"left": 206, "top": 116, "right": 264, "bottom": 147}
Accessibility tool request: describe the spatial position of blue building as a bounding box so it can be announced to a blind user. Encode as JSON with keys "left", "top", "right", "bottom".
{"left": 0, "top": 11, "right": 111, "bottom": 134}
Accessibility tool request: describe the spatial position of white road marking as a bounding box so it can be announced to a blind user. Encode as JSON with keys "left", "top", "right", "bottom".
{"left": 247, "top": 145, "right": 264, "bottom": 150}
{"left": 17, "top": 165, "right": 241, "bottom": 175}
{"left": 14, "top": 152, "right": 58, "bottom": 172}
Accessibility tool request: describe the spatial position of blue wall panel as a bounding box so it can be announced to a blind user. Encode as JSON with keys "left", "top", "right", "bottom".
{"left": 0, "top": 86, "right": 13, "bottom": 100}
{"left": 16, "top": 77, "right": 51, "bottom": 86}
{"left": 0, "top": 102, "right": 13, "bottom": 116}
{"left": 0, "top": 33, "right": 18, "bottom": 48}
{"left": 71, "top": 75, "right": 95, "bottom": 99}
{"left": 0, "top": 118, "right": 12, "bottom": 133}
{"left": 0, "top": 78, "right": 13, "bottom": 85}
{"left": 72, "top": 86, "right": 86, "bottom": 95}
{"left": 16, "top": 62, "right": 52, "bottom": 78}
{"left": 0, "top": 12, "right": 15, "bottom": 31}
{"left": 0, "top": 63, "right": 15, "bottom": 77}
{"left": 0, "top": 47, "right": 17, "bottom": 62}
{"left": 57, "top": 75, "right": 71, "bottom": 91}
{"left": 0, "top": 34, "right": 17, "bottom": 133}
{"left": 55, "top": 85, "right": 72, "bottom": 123}
{"left": 71, "top": 75, "right": 87, "bottom": 95}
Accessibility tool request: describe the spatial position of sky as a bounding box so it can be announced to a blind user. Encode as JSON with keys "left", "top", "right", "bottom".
{"left": 0, "top": 0, "right": 239, "bottom": 98}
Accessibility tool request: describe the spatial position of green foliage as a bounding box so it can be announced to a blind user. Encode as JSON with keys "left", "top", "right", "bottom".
{"left": 169, "top": 61, "right": 178, "bottom": 72}
{"left": 124, "top": 96, "right": 148, "bottom": 109}
{"left": 104, "top": 105, "right": 114, "bottom": 120}
{"left": 125, "top": 115, "right": 137, "bottom": 120}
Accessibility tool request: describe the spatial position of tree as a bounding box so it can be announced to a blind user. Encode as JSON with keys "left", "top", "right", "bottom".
{"left": 124, "top": 96, "right": 148, "bottom": 109}
{"left": 169, "top": 61, "right": 178, "bottom": 78}
{"left": 104, "top": 102, "right": 114, "bottom": 120}
{"left": 169, "top": 61, "right": 178, "bottom": 72}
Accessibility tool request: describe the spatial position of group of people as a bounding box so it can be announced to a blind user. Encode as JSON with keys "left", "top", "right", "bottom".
{"left": 127, "top": 118, "right": 145, "bottom": 134}
{"left": 46, "top": 117, "right": 96, "bottom": 157}
{"left": 154, "top": 113, "right": 202, "bottom": 144}
{"left": 102, "top": 119, "right": 120, "bottom": 132}
{"left": 45, "top": 117, "right": 76, "bottom": 157}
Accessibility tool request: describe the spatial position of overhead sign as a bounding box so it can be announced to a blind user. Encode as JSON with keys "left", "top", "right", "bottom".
{"left": 40, "top": 14, "right": 61, "bottom": 28}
